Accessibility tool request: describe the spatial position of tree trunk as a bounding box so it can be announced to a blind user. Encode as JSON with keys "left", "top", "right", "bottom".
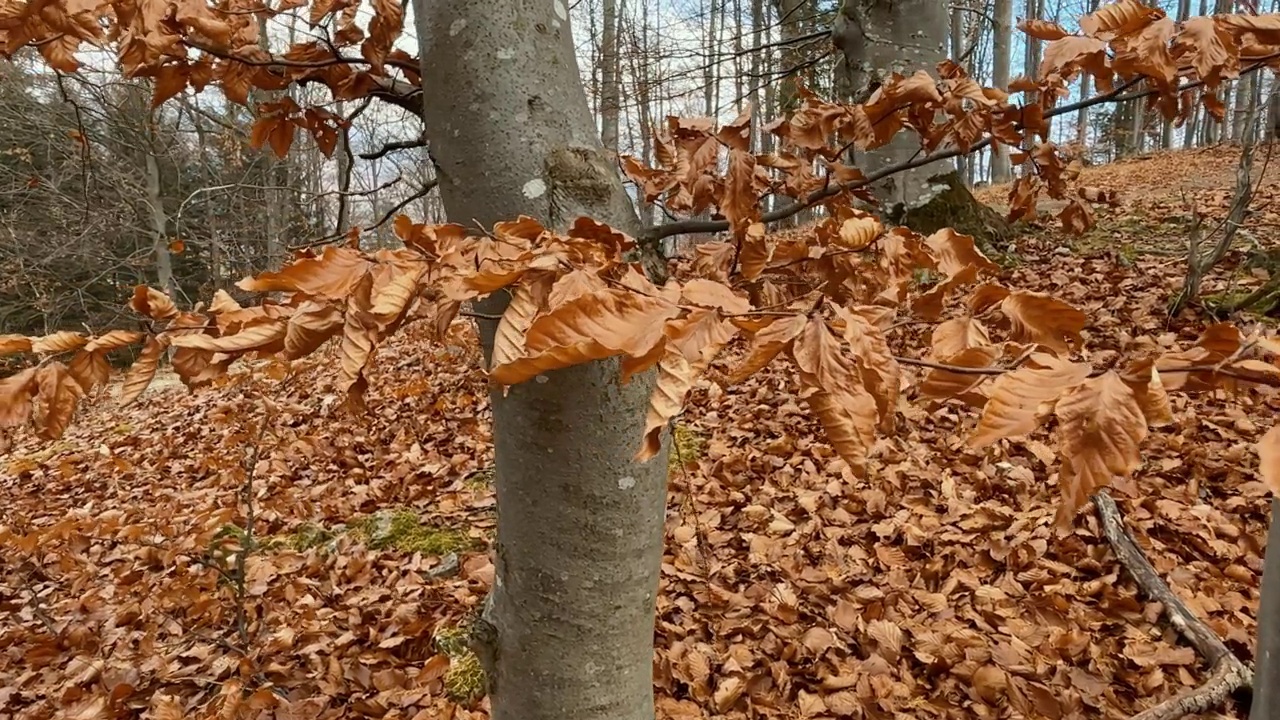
{"left": 991, "top": 0, "right": 1013, "bottom": 182}
{"left": 143, "top": 119, "right": 176, "bottom": 298}
{"left": 832, "top": 0, "right": 1012, "bottom": 249}
{"left": 412, "top": 1, "right": 670, "bottom": 719}
{"left": 600, "top": 0, "right": 620, "bottom": 151}
{"left": 1250, "top": 499, "right": 1280, "bottom": 720}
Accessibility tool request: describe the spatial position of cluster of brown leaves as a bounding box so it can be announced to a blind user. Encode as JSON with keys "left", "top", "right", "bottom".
{"left": 3, "top": 228, "right": 1275, "bottom": 719}
{"left": 7, "top": 168, "right": 1280, "bottom": 525}
{"left": 3, "top": 320, "right": 500, "bottom": 720}
{"left": 0, "top": 0, "right": 415, "bottom": 155}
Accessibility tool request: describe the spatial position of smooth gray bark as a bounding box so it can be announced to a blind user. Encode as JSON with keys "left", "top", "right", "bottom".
{"left": 1251, "top": 497, "right": 1280, "bottom": 720}
{"left": 831, "top": 0, "right": 949, "bottom": 208}
{"left": 413, "top": 1, "right": 671, "bottom": 719}
{"left": 991, "top": 0, "right": 1013, "bottom": 182}
{"left": 601, "top": 0, "right": 620, "bottom": 151}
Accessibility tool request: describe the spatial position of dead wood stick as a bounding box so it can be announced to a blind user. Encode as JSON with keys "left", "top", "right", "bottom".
{"left": 1093, "top": 490, "right": 1252, "bottom": 719}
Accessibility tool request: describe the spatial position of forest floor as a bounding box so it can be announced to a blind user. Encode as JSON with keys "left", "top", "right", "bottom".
{"left": 5, "top": 144, "right": 1280, "bottom": 720}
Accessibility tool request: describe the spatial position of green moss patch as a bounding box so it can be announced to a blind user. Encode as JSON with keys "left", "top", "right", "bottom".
{"left": 349, "top": 508, "right": 474, "bottom": 555}
{"left": 434, "top": 626, "right": 486, "bottom": 703}
{"left": 669, "top": 423, "right": 706, "bottom": 472}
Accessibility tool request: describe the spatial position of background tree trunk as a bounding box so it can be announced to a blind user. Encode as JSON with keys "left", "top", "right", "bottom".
{"left": 412, "top": 1, "right": 670, "bottom": 719}
{"left": 600, "top": 0, "right": 620, "bottom": 152}
{"left": 991, "top": 0, "right": 1012, "bottom": 182}
{"left": 832, "top": 0, "right": 1012, "bottom": 249}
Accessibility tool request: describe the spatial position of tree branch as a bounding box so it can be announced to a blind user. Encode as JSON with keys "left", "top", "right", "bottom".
{"left": 640, "top": 58, "right": 1280, "bottom": 246}
{"left": 1093, "top": 491, "right": 1252, "bottom": 720}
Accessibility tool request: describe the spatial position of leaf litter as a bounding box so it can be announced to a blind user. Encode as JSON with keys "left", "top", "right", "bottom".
{"left": 3, "top": 149, "right": 1280, "bottom": 718}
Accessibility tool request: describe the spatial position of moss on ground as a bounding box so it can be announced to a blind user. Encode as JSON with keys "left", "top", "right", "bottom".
{"left": 434, "top": 625, "right": 486, "bottom": 703}
{"left": 669, "top": 423, "right": 706, "bottom": 472}
{"left": 272, "top": 508, "right": 473, "bottom": 556}
{"left": 348, "top": 508, "right": 474, "bottom": 555}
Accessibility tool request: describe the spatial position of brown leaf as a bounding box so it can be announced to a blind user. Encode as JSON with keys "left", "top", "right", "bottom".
{"left": 0, "top": 334, "right": 32, "bottom": 356}
{"left": 726, "top": 314, "right": 807, "bottom": 383}
{"left": 120, "top": 337, "right": 166, "bottom": 405}
{"left": 930, "top": 317, "right": 991, "bottom": 359}
{"left": 1000, "top": 291, "right": 1087, "bottom": 354}
{"left": 491, "top": 283, "right": 541, "bottom": 371}
{"left": 35, "top": 362, "right": 85, "bottom": 440}
{"left": 130, "top": 285, "right": 179, "bottom": 320}
{"left": 491, "top": 288, "right": 679, "bottom": 385}
{"left": 237, "top": 246, "right": 372, "bottom": 300}
{"left": 84, "top": 330, "right": 144, "bottom": 353}
{"left": 169, "top": 321, "right": 287, "bottom": 354}
{"left": 1054, "top": 371, "right": 1147, "bottom": 526}
{"left": 284, "top": 302, "right": 344, "bottom": 359}
{"left": 680, "top": 279, "right": 750, "bottom": 314}
{"left": 32, "top": 331, "right": 88, "bottom": 356}
{"left": 0, "top": 367, "right": 39, "bottom": 427}
{"left": 969, "top": 354, "right": 1092, "bottom": 447}
{"left": 637, "top": 347, "right": 695, "bottom": 461}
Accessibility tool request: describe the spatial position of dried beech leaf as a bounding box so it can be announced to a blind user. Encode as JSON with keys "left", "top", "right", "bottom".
{"left": 32, "top": 331, "right": 88, "bottom": 356}
{"left": 492, "top": 283, "right": 540, "bottom": 370}
{"left": 930, "top": 317, "right": 991, "bottom": 359}
{"left": 120, "top": 337, "right": 166, "bottom": 405}
{"left": 727, "top": 314, "right": 807, "bottom": 383}
{"left": 169, "top": 321, "right": 287, "bottom": 354}
{"left": 0, "top": 334, "right": 32, "bottom": 356}
{"left": 970, "top": 355, "right": 1092, "bottom": 447}
{"left": 1053, "top": 371, "right": 1147, "bottom": 526}
{"left": 637, "top": 347, "right": 695, "bottom": 461}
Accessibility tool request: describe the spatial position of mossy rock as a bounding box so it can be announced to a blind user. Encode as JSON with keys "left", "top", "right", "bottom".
{"left": 463, "top": 467, "right": 494, "bottom": 489}
{"left": 434, "top": 626, "right": 486, "bottom": 703}
{"left": 349, "top": 509, "right": 474, "bottom": 556}
{"left": 893, "top": 170, "right": 1016, "bottom": 259}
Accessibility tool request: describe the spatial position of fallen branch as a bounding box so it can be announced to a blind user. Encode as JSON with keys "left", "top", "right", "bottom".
{"left": 1131, "top": 658, "right": 1251, "bottom": 720}
{"left": 1093, "top": 491, "right": 1252, "bottom": 719}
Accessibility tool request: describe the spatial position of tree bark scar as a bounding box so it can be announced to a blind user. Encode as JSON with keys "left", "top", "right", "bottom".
{"left": 542, "top": 145, "right": 633, "bottom": 231}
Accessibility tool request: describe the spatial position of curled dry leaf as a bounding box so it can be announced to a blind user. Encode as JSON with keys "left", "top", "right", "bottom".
{"left": 130, "top": 285, "right": 179, "bottom": 320}
{"left": 637, "top": 348, "right": 694, "bottom": 461}
{"left": 237, "top": 246, "right": 372, "bottom": 300}
{"left": 929, "top": 317, "right": 991, "bottom": 359}
{"left": 680, "top": 279, "right": 751, "bottom": 315}
{"left": 918, "top": 346, "right": 1002, "bottom": 401}
{"left": 491, "top": 283, "right": 541, "bottom": 371}
{"left": 284, "top": 302, "right": 344, "bottom": 359}
{"left": 999, "top": 291, "right": 1087, "bottom": 355}
{"left": 32, "top": 331, "right": 88, "bottom": 356}
{"left": 491, "top": 288, "right": 679, "bottom": 386}
{"left": 169, "top": 321, "right": 287, "bottom": 354}
{"left": 84, "top": 330, "right": 143, "bottom": 353}
{"left": 35, "top": 362, "right": 85, "bottom": 440}
{"left": 0, "top": 367, "right": 38, "bottom": 427}
{"left": 727, "top": 314, "right": 809, "bottom": 384}
{"left": 0, "top": 334, "right": 32, "bottom": 356}
{"left": 120, "top": 336, "right": 167, "bottom": 405}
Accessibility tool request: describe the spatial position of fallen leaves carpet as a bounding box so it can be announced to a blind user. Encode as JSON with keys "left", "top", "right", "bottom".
{"left": 4, "top": 147, "right": 1278, "bottom": 720}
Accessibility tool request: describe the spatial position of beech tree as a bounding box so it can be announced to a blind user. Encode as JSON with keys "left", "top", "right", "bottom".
{"left": 7, "top": 1, "right": 1280, "bottom": 719}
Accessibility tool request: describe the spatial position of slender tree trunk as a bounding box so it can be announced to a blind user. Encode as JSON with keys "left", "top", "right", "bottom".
{"left": 1251, "top": 498, "right": 1280, "bottom": 720}
{"left": 143, "top": 118, "right": 176, "bottom": 298}
{"left": 991, "top": 0, "right": 1013, "bottom": 182}
{"left": 413, "top": 1, "right": 670, "bottom": 719}
{"left": 601, "top": 0, "right": 621, "bottom": 150}
{"left": 703, "top": 0, "right": 718, "bottom": 116}
{"left": 951, "top": 4, "right": 967, "bottom": 181}
{"left": 833, "top": 0, "right": 948, "bottom": 208}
